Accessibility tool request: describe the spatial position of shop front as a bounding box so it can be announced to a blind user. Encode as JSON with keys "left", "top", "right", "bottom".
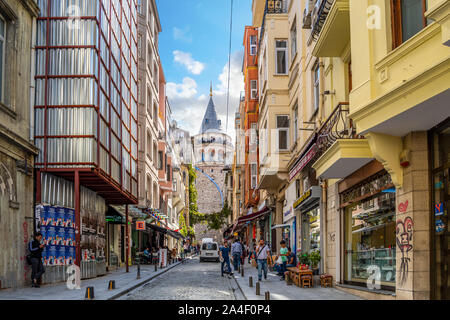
{"left": 430, "top": 118, "right": 450, "bottom": 300}
{"left": 339, "top": 168, "right": 396, "bottom": 291}
{"left": 294, "top": 186, "right": 321, "bottom": 257}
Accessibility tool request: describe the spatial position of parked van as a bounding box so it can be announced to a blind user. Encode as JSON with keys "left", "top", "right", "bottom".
{"left": 199, "top": 239, "right": 219, "bottom": 262}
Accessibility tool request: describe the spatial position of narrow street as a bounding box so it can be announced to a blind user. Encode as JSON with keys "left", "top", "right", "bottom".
{"left": 119, "top": 257, "right": 237, "bottom": 300}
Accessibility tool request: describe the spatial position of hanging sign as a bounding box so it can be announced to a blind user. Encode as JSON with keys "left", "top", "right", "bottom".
{"left": 136, "top": 221, "right": 146, "bottom": 231}
{"left": 436, "top": 219, "right": 445, "bottom": 233}
{"left": 289, "top": 144, "right": 317, "bottom": 181}
{"left": 435, "top": 202, "right": 444, "bottom": 216}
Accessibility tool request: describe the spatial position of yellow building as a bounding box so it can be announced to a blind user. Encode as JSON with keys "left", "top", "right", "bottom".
{"left": 252, "top": 0, "right": 292, "bottom": 250}
{"left": 305, "top": 0, "right": 450, "bottom": 300}
{"left": 247, "top": 0, "right": 450, "bottom": 300}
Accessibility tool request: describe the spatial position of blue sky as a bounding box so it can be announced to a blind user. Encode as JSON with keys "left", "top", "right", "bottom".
{"left": 155, "top": 0, "right": 252, "bottom": 137}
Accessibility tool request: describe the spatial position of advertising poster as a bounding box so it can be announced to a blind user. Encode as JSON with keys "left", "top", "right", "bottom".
{"left": 47, "top": 245, "right": 57, "bottom": 266}
{"left": 39, "top": 205, "right": 77, "bottom": 266}
{"left": 56, "top": 207, "right": 66, "bottom": 227}
{"left": 160, "top": 249, "right": 168, "bottom": 268}
{"left": 57, "top": 246, "right": 66, "bottom": 266}
{"left": 65, "top": 208, "right": 75, "bottom": 228}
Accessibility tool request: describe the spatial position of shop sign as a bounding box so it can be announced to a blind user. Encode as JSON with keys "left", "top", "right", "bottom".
{"left": 283, "top": 182, "right": 296, "bottom": 223}
{"left": 136, "top": 221, "right": 146, "bottom": 230}
{"left": 289, "top": 144, "right": 317, "bottom": 181}
{"left": 435, "top": 202, "right": 444, "bottom": 216}
{"left": 293, "top": 189, "right": 312, "bottom": 209}
{"left": 106, "top": 215, "right": 125, "bottom": 224}
{"left": 293, "top": 186, "right": 321, "bottom": 210}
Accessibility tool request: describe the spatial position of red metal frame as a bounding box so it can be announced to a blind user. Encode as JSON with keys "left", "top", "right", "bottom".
{"left": 35, "top": 0, "right": 138, "bottom": 205}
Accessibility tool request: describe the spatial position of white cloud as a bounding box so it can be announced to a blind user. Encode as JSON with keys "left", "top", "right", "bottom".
{"left": 166, "top": 77, "right": 198, "bottom": 99}
{"left": 173, "top": 50, "right": 205, "bottom": 75}
{"left": 167, "top": 50, "right": 244, "bottom": 142}
{"left": 173, "top": 27, "right": 192, "bottom": 43}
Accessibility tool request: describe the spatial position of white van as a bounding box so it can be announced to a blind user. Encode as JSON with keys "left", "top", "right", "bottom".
{"left": 199, "top": 239, "right": 219, "bottom": 262}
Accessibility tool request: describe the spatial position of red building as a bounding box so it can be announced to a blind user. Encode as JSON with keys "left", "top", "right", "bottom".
{"left": 242, "top": 26, "right": 260, "bottom": 210}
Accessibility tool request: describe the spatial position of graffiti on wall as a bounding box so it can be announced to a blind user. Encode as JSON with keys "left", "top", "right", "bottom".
{"left": 396, "top": 214, "right": 413, "bottom": 287}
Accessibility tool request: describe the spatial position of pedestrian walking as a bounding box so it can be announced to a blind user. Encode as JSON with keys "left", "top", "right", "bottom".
{"left": 28, "top": 233, "right": 46, "bottom": 288}
{"left": 248, "top": 243, "right": 256, "bottom": 264}
{"left": 255, "top": 238, "right": 271, "bottom": 281}
{"left": 219, "top": 241, "right": 233, "bottom": 277}
{"left": 231, "top": 238, "right": 243, "bottom": 271}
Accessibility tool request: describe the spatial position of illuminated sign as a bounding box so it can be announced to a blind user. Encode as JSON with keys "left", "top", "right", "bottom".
{"left": 293, "top": 189, "right": 312, "bottom": 209}
{"left": 136, "top": 221, "right": 146, "bottom": 231}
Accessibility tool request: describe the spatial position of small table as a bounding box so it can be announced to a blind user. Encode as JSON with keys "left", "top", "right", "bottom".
{"left": 287, "top": 267, "right": 314, "bottom": 287}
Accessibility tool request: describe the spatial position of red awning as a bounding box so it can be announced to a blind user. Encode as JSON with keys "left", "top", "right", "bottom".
{"left": 229, "top": 207, "right": 271, "bottom": 235}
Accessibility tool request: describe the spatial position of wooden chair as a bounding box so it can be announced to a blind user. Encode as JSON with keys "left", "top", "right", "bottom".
{"left": 320, "top": 274, "right": 333, "bottom": 288}
{"left": 301, "top": 275, "right": 312, "bottom": 288}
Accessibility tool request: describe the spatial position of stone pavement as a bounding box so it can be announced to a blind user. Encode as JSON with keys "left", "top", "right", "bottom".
{"left": 0, "top": 257, "right": 193, "bottom": 300}
{"left": 233, "top": 261, "right": 363, "bottom": 300}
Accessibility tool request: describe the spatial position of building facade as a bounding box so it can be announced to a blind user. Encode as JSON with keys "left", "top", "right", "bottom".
{"left": 0, "top": 0, "right": 40, "bottom": 289}
{"left": 237, "top": 0, "right": 450, "bottom": 300}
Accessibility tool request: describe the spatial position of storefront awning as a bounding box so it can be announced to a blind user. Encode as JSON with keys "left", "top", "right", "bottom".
{"left": 147, "top": 223, "right": 168, "bottom": 234}
{"left": 271, "top": 224, "right": 291, "bottom": 230}
{"left": 229, "top": 207, "right": 271, "bottom": 236}
{"left": 167, "top": 229, "right": 184, "bottom": 240}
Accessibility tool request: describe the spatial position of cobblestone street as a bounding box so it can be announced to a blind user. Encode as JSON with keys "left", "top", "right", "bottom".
{"left": 119, "top": 257, "right": 237, "bottom": 300}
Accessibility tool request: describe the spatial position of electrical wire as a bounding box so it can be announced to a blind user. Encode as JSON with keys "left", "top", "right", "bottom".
{"left": 225, "top": 0, "right": 234, "bottom": 163}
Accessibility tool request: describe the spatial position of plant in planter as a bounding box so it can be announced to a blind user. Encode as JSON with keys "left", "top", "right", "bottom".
{"left": 297, "top": 252, "right": 311, "bottom": 269}
{"left": 310, "top": 250, "right": 321, "bottom": 274}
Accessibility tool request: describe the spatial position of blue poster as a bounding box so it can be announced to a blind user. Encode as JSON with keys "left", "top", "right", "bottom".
{"left": 66, "top": 228, "right": 75, "bottom": 247}
{"left": 65, "top": 208, "right": 75, "bottom": 228}
{"left": 42, "top": 246, "right": 49, "bottom": 266}
{"left": 46, "top": 206, "right": 57, "bottom": 226}
{"left": 55, "top": 227, "right": 66, "bottom": 246}
{"left": 47, "top": 246, "right": 57, "bottom": 266}
{"left": 56, "top": 207, "right": 66, "bottom": 227}
{"left": 66, "top": 247, "right": 75, "bottom": 265}
{"left": 56, "top": 246, "right": 66, "bottom": 266}
{"left": 435, "top": 202, "right": 444, "bottom": 216}
{"left": 46, "top": 226, "right": 56, "bottom": 246}
{"left": 436, "top": 219, "right": 445, "bottom": 233}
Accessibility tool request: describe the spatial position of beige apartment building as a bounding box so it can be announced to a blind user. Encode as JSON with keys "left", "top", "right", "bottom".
{"left": 246, "top": 0, "right": 450, "bottom": 300}
{"left": 137, "top": 0, "right": 161, "bottom": 213}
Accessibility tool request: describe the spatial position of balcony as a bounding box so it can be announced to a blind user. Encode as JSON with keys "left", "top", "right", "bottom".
{"left": 259, "top": 0, "right": 289, "bottom": 47}
{"left": 311, "top": 0, "right": 350, "bottom": 57}
{"left": 312, "top": 103, "right": 374, "bottom": 179}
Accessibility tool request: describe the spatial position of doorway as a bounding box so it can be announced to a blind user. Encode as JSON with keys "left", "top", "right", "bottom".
{"left": 430, "top": 118, "right": 450, "bottom": 300}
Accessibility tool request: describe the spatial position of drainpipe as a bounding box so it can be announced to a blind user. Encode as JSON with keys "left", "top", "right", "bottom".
{"left": 320, "top": 179, "right": 328, "bottom": 274}
{"left": 29, "top": 16, "right": 37, "bottom": 142}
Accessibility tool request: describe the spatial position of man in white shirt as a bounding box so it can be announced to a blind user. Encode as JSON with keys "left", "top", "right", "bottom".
{"left": 255, "top": 239, "right": 271, "bottom": 281}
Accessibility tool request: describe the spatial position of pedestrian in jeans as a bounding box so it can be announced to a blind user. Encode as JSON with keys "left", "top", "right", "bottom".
{"left": 231, "top": 238, "right": 243, "bottom": 271}
{"left": 255, "top": 239, "right": 271, "bottom": 281}
{"left": 29, "top": 233, "right": 45, "bottom": 288}
{"left": 277, "top": 240, "right": 289, "bottom": 280}
{"left": 219, "top": 241, "right": 233, "bottom": 277}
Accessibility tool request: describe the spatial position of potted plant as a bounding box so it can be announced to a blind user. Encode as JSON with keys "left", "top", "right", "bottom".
{"left": 310, "top": 250, "right": 321, "bottom": 275}
{"left": 298, "top": 252, "right": 310, "bottom": 269}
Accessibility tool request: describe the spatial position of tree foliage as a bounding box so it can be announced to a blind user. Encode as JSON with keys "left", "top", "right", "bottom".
{"left": 187, "top": 164, "right": 232, "bottom": 232}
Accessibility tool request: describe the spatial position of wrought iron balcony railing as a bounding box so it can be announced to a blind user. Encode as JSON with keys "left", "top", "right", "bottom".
{"left": 311, "top": 0, "right": 334, "bottom": 41}
{"left": 259, "top": 0, "right": 288, "bottom": 48}
{"left": 315, "top": 102, "right": 364, "bottom": 160}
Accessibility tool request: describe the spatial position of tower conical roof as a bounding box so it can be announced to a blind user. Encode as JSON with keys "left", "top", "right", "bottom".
{"left": 199, "top": 90, "right": 222, "bottom": 134}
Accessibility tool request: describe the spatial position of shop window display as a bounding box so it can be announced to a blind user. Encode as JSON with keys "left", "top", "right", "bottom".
{"left": 344, "top": 191, "right": 396, "bottom": 289}
{"left": 301, "top": 207, "right": 320, "bottom": 254}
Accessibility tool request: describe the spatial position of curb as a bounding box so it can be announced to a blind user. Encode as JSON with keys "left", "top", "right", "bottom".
{"left": 108, "top": 260, "right": 185, "bottom": 300}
